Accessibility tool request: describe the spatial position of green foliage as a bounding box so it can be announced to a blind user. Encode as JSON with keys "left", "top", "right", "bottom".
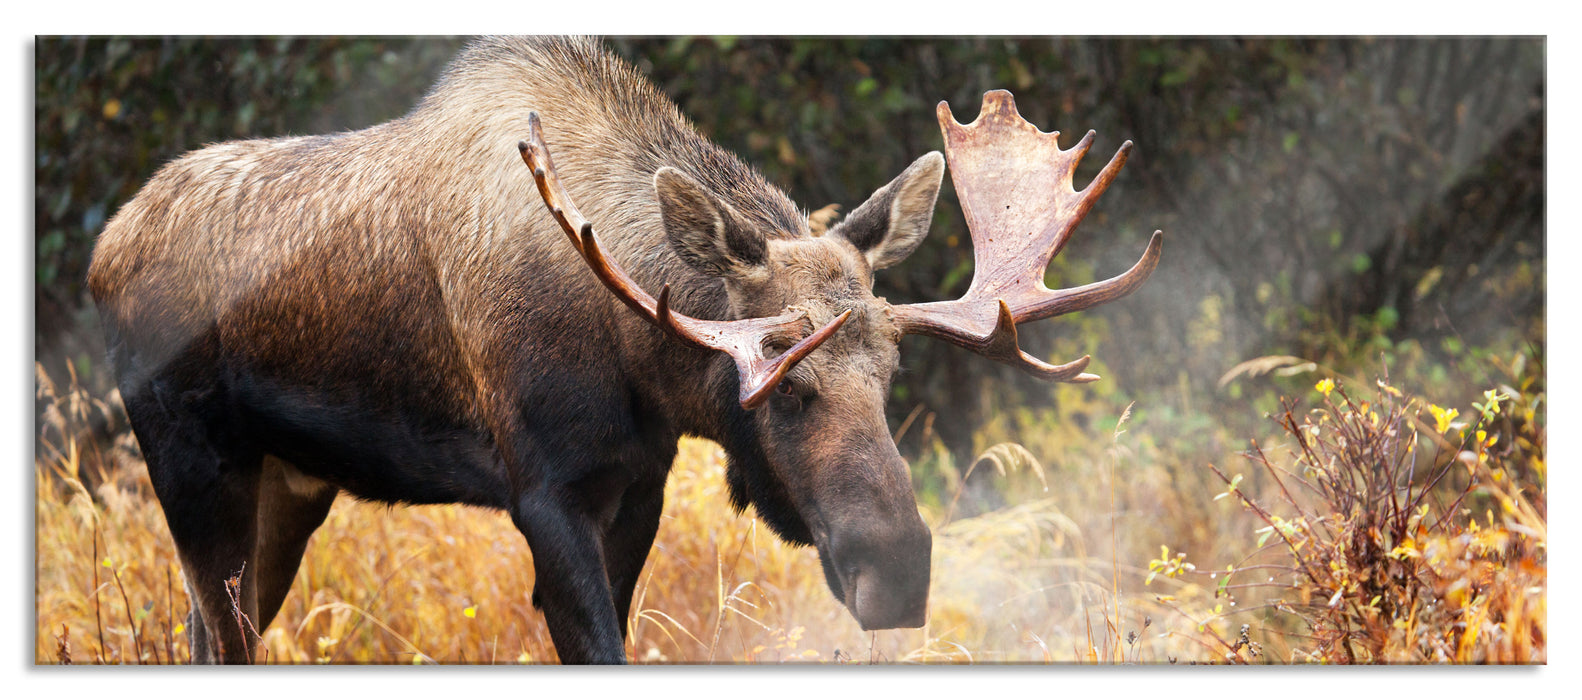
{"left": 35, "top": 38, "right": 1544, "bottom": 511}
{"left": 33, "top": 37, "right": 460, "bottom": 343}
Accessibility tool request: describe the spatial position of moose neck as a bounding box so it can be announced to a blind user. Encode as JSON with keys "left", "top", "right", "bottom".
{"left": 407, "top": 37, "right": 813, "bottom": 453}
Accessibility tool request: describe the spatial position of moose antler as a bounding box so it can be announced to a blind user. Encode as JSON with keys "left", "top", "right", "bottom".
{"left": 891, "top": 90, "right": 1163, "bottom": 382}
{"left": 519, "top": 113, "right": 851, "bottom": 410}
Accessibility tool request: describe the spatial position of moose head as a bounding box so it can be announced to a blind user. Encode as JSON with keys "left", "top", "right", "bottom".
{"left": 520, "top": 89, "right": 1163, "bottom": 631}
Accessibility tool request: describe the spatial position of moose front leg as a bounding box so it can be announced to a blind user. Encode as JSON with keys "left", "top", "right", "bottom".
{"left": 512, "top": 485, "right": 628, "bottom": 664}
{"left": 601, "top": 477, "right": 666, "bottom": 640}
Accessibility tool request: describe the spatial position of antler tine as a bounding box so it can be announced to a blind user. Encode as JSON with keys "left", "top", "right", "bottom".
{"left": 739, "top": 309, "right": 853, "bottom": 409}
{"left": 1026, "top": 229, "right": 1162, "bottom": 321}
{"left": 893, "top": 90, "right": 1162, "bottom": 383}
{"left": 1082, "top": 136, "right": 1129, "bottom": 198}
{"left": 1045, "top": 138, "right": 1131, "bottom": 268}
{"left": 524, "top": 129, "right": 705, "bottom": 350}
{"left": 575, "top": 222, "right": 703, "bottom": 348}
{"left": 519, "top": 113, "right": 590, "bottom": 257}
{"left": 981, "top": 300, "right": 1097, "bottom": 382}
{"left": 521, "top": 111, "right": 853, "bottom": 409}
{"left": 1062, "top": 130, "right": 1095, "bottom": 183}
{"left": 583, "top": 217, "right": 853, "bottom": 407}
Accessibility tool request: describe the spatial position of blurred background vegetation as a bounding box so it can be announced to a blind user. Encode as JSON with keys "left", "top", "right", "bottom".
{"left": 35, "top": 35, "right": 1543, "bottom": 503}
{"left": 34, "top": 36, "right": 1545, "bottom": 663}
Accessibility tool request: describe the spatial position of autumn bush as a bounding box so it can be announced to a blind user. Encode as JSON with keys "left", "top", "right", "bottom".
{"left": 1144, "top": 353, "right": 1545, "bottom": 664}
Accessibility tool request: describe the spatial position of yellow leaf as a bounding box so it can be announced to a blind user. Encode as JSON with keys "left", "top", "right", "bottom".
{"left": 463, "top": 605, "right": 477, "bottom": 618}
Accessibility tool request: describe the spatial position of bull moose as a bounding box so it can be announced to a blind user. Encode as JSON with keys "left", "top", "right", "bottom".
{"left": 87, "top": 37, "right": 1161, "bottom": 664}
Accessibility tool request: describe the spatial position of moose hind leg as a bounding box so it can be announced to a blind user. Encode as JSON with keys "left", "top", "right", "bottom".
{"left": 161, "top": 468, "right": 264, "bottom": 664}
{"left": 252, "top": 457, "right": 338, "bottom": 632}
{"left": 122, "top": 386, "right": 264, "bottom": 664}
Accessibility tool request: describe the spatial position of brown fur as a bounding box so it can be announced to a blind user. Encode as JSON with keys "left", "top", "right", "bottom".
{"left": 88, "top": 37, "right": 943, "bottom": 664}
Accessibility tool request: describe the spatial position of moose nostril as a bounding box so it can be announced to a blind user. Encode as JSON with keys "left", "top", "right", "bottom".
{"left": 832, "top": 522, "right": 932, "bottom": 630}
{"left": 851, "top": 565, "right": 929, "bottom": 630}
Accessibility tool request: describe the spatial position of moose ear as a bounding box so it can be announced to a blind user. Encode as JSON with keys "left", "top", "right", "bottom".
{"left": 655, "top": 167, "right": 767, "bottom": 278}
{"left": 830, "top": 151, "right": 945, "bottom": 271}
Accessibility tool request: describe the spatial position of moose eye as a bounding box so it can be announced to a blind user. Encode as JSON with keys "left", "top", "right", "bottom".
{"left": 771, "top": 379, "right": 805, "bottom": 413}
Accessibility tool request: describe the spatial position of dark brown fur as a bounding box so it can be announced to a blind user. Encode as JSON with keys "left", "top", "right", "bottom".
{"left": 88, "top": 37, "right": 944, "bottom": 664}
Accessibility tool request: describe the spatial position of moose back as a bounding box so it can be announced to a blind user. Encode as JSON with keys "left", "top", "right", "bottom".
{"left": 87, "top": 37, "right": 1160, "bottom": 664}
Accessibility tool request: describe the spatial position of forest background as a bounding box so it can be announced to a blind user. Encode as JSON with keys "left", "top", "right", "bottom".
{"left": 30, "top": 35, "right": 1548, "bottom": 667}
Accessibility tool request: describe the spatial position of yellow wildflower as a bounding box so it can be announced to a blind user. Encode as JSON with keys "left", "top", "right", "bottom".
{"left": 1429, "top": 404, "right": 1459, "bottom": 434}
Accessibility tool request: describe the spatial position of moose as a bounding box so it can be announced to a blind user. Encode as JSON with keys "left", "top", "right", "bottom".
{"left": 87, "top": 37, "right": 1161, "bottom": 664}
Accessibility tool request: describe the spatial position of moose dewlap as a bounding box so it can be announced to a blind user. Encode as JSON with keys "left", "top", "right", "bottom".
{"left": 87, "top": 37, "right": 1160, "bottom": 664}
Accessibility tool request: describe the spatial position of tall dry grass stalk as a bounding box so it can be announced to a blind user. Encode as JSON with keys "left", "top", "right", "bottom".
{"left": 37, "top": 364, "right": 1168, "bottom": 664}
{"left": 35, "top": 359, "right": 1543, "bottom": 664}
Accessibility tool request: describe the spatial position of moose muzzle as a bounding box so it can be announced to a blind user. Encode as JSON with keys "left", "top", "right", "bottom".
{"left": 819, "top": 504, "right": 933, "bottom": 630}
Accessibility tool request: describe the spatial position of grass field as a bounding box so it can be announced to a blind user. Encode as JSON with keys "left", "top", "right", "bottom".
{"left": 34, "top": 355, "right": 1546, "bottom": 665}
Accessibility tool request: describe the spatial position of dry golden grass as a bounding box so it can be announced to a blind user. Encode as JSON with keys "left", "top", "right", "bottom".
{"left": 34, "top": 353, "right": 1152, "bottom": 665}
{"left": 33, "top": 358, "right": 1545, "bottom": 665}
{"left": 37, "top": 433, "right": 1161, "bottom": 664}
